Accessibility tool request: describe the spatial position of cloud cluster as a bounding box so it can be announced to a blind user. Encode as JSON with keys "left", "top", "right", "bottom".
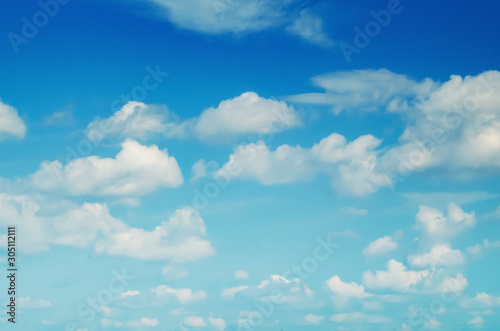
{"left": 0, "top": 194, "right": 214, "bottom": 262}
{"left": 86, "top": 92, "right": 301, "bottom": 142}
{"left": 216, "top": 132, "right": 390, "bottom": 196}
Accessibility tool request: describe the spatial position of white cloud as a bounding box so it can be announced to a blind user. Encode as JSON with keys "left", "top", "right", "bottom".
{"left": 117, "top": 290, "right": 140, "bottom": 299}
{"left": 467, "top": 239, "right": 500, "bottom": 256}
{"left": 437, "top": 273, "right": 468, "bottom": 293}
{"left": 468, "top": 316, "right": 485, "bottom": 325}
{"left": 192, "top": 92, "right": 300, "bottom": 140}
{"left": 290, "top": 69, "right": 500, "bottom": 183}
{"left": 190, "top": 159, "right": 208, "bottom": 183}
{"left": 208, "top": 316, "right": 225, "bottom": 330}
{"left": 87, "top": 93, "right": 300, "bottom": 142}
{"left": 86, "top": 101, "right": 181, "bottom": 141}
{"left": 325, "top": 275, "right": 373, "bottom": 298}
{"left": 363, "top": 259, "right": 430, "bottom": 291}
{"left": 415, "top": 203, "right": 476, "bottom": 239}
{"left": 0, "top": 194, "right": 214, "bottom": 262}
{"left": 287, "top": 69, "right": 435, "bottom": 114}
{"left": 29, "top": 139, "right": 183, "bottom": 196}
{"left": 330, "top": 312, "right": 391, "bottom": 324}
{"left": 95, "top": 208, "right": 215, "bottom": 262}
{"left": 0, "top": 194, "right": 125, "bottom": 253}
{"left": 341, "top": 207, "right": 368, "bottom": 216}
{"left": 363, "top": 236, "right": 398, "bottom": 257}
{"left": 256, "top": 274, "right": 314, "bottom": 304}
{"left": 216, "top": 132, "right": 390, "bottom": 196}
{"left": 304, "top": 314, "right": 324, "bottom": 324}
{"left": 379, "top": 71, "right": 500, "bottom": 177}
{"left": 462, "top": 293, "right": 500, "bottom": 308}
{"left": 44, "top": 110, "right": 73, "bottom": 126}
{"left": 153, "top": 285, "right": 207, "bottom": 304}
{"left": 426, "top": 320, "right": 441, "bottom": 329}
{"left": 17, "top": 297, "right": 51, "bottom": 309}
{"left": 184, "top": 316, "right": 206, "bottom": 327}
{"left": 140, "top": 318, "right": 159, "bottom": 327}
{"left": 286, "top": 8, "right": 334, "bottom": 47}
{"left": 162, "top": 265, "right": 189, "bottom": 280}
{"left": 146, "top": 0, "right": 293, "bottom": 34}
{"left": 221, "top": 286, "right": 248, "bottom": 300}
{"left": 408, "top": 244, "right": 465, "bottom": 267}
{"left": 0, "top": 100, "right": 26, "bottom": 140}
{"left": 234, "top": 270, "right": 250, "bottom": 280}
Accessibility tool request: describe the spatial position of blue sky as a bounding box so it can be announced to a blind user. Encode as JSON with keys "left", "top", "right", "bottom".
{"left": 1, "top": 0, "right": 500, "bottom": 330}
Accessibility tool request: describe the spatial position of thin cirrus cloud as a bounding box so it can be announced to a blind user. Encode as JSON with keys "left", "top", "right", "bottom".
{"left": 0, "top": 99, "right": 27, "bottom": 141}
{"left": 86, "top": 92, "right": 301, "bottom": 142}
{"left": 128, "top": 0, "right": 332, "bottom": 46}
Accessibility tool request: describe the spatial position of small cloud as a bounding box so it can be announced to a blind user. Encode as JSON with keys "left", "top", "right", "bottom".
{"left": 117, "top": 290, "right": 140, "bottom": 299}
{"left": 17, "top": 297, "right": 51, "bottom": 309}
{"left": 234, "top": 270, "right": 250, "bottom": 280}
{"left": 304, "top": 314, "right": 324, "bottom": 324}
{"left": 44, "top": 109, "right": 73, "bottom": 126}
{"left": 221, "top": 286, "right": 248, "bottom": 300}
{"left": 363, "top": 236, "right": 398, "bottom": 257}
{"left": 184, "top": 316, "right": 206, "bottom": 327}
{"left": 341, "top": 207, "right": 368, "bottom": 216}
{"left": 286, "top": 8, "right": 334, "bottom": 47}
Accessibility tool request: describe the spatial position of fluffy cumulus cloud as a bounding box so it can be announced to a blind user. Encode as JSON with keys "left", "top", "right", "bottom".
{"left": 87, "top": 93, "right": 300, "bottom": 142}
{"left": 437, "top": 273, "right": 468, "bottom": 293}
{"left": 250, "top": 274, "right": 314, "bottom": 304}
{"left": 153, "top": 285, "right": 207, "bottom": 304}
{"left": 29, "top": 139, "right": 183, "bottom": 196}
{"left": 0, "top": 194, "right": 125, "bottom": 253}
{"left": 95, "top": 207, "right": 215, "bottom": 262}
{"left": 363, "top": 259, "right": 430, "bottom": 291}
{"left": 216, "top": 132, "right": 390, "bottom": 196}
{"left": 184, "top": 316, "right": 206, "bottom": 327}
{"left": 415, "top": 203, "right": 476, "bottom": 239}
{"left": 287, "top": 69, "right": 435, "bottom": 114}
{"left": 192, "top": 92, "right": 301, "bottom": 140}
{"left": 378, "top": 71, "right": 500, "bottom": 177}
{"left": 0, "top": 194, "right": 215, "bottom": 262}
{"left": 325, "top": 275, "right": 373, "bottom": 298}
{"left": 0, "top": 100, "right": 27, "bottom": 140}
{"left": 86, "top": 101, "right": 182, "bottom": 140}
{"left": 290, "top": 69, "right": 500, "bottom": 183}
{"left": 363, "top": 236, "right": 398, "bottom": 257}
{"left": 208, "top": 316, "right": 225, "bottom": 330}
{"left": 408, "top": 244, "right": 465, "bottom": 267}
